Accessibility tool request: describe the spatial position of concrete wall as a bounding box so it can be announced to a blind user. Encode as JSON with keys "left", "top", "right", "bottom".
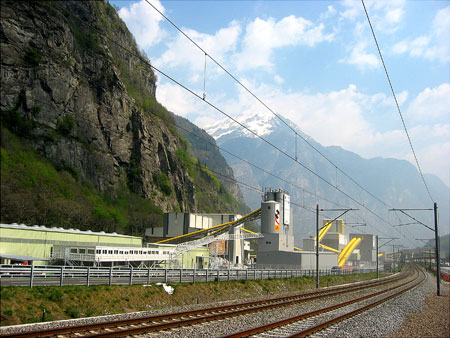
{"left": 256, "top": 250, "right": 338, "bottom": 269}
{"left": 147, "top": 213, "right": 241, "bottom": 240}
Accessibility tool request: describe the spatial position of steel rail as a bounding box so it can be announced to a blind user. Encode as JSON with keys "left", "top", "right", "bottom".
{"left": 222, "top": 266, "right": 423, "bottom": 338}
{"left": 286, "top": 266, "right": 425, "bottom": 337}
{"left": 2, "top": 271, "right": 409, "bottom": 338}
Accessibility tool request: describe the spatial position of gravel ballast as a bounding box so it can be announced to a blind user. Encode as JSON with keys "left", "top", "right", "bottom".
{"left": 2, "top": 271, "right": 447, "bottom": 337}
{"left": 316, "top": 272, "right": 449, "bottom": 338}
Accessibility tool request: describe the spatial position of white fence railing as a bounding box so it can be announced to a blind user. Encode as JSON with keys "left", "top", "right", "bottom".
{"left": 0, "top": 265, "right": 383, "bottom": 288}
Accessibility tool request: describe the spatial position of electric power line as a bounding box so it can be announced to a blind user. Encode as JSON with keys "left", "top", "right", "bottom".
{"left": 361, "top": 0, "right": 434, "bottom": 203}
{"left": 43, "top": 2, "right": 415, "bottom": 244}
{"left": 143, "top": 0, "right": 395, "bottom": 210}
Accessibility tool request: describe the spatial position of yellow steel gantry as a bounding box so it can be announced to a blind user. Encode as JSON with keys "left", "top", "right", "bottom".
{"left": 155, "top": 208, "right": 262, "bottom": 244}
{"left": 338, "top": 237, "right": 361, "bottom": 267}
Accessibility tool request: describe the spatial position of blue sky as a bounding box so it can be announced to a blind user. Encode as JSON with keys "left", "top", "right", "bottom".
{"left": 112, "top": 0, "right": 450, "bottom": 186}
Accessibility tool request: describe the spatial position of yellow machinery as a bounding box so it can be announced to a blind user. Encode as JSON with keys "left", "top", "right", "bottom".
{"left": 338, "top": 237, "right": 361, "bottom": 267}
{"left": 314, "top": 222, "right": 334, "bottom": 242}
{"left": 155, "top": 208, "right": 262, "bottom": 244}
{"left": 319, "top": 243, "right": 340, "bottom": 254}
{"left": 310, "top": 221, "right": 340, "bottom": 254}
{"left": 338, "top": 238, "right": 357, "bottom": 265}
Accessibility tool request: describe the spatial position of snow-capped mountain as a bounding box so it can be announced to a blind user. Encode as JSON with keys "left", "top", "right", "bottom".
{"left": 206, "top": 109, "right": 314, "bottom": 145}
{"left": 206, "top": 110, "right": 279, "bottom": 140}
{"left": 204, "top": 111, "right": 449, "bottom": 247}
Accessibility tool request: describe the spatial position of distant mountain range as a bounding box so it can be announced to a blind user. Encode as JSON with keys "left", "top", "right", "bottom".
{"left": 206, "top": 111, "right": 449, "bottom": 248}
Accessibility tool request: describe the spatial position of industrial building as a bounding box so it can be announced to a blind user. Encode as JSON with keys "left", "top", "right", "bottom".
{"left": 146, "top": 212, "right": 253, "bottom": 268}
{"left": 1, "top": 188, "right": 377, "bottom": 271}
{"left": 256, "top": 189, "right": 338, "bottom": 269}
{"left": 347, "top": 233, "right": 377, "bottom": 267}
{"left": 147, "top": 243, "right": 210, "bottom": 269}
{"left": 0, "top": 223, "right": 142, "bottom": 266}
{"left": 321, "top": 219, "right": 347, "bottom": 251}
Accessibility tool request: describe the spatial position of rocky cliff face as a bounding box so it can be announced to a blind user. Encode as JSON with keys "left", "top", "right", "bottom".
{"left": 1, "top": 0, "right": 242, "bottom": 215}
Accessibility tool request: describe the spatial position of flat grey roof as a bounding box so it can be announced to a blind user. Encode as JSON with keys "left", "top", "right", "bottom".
{"left": 0, "top": 223, "right": 140, "bottom": 239}
{"left": 0, "top": 253, "right": 49, "bottom": 261}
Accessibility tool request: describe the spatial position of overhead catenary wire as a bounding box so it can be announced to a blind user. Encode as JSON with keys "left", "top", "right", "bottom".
{"left": 54, "top": 2, "right": 394, "bottom": 228}
{"left": 44, "top": 2, "right": 416, "bottom": 245}
{"left": 27, "top": 93, "right": 345, "bottom": 213}
{"left": 140, "top": 0, "right": 423, "bottom": 246}
{"left": 361, "top": 0, "right": 434, "bottom": 203}
{"left": 139, "top": 0, "right": 422, "bottom": 243}
{"left": 143, "top": 0, "right": 395, "bottom": 210}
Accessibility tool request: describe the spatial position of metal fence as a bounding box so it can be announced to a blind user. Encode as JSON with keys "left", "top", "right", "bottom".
{"left": 0, "top": 265, "right": 382, "bottom": 288}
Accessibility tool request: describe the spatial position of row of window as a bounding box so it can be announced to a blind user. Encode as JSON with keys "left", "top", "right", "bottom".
{"left": 70, "top": 248, "right": 95, "bottom": 254}
{"left": 69, "top": 248, "right": 170, "bottom": 255}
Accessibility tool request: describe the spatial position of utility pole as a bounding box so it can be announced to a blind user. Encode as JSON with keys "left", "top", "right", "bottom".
{"left": 392, "top": 244, "right": 395, "bottom": 271}
{"left": 316, "top": 204, "right": 319, "bottom": 289}
{"left": 379, "top": 237, "right": 398, "bottom": 274}
{"left": 434, "top": 203, "right": 441, "bottom": 296}
{"left": 390, "top": 206, "right": 440, "bottom": 296}
{"left": 376, "top": 235, "right": 379, "bottom": 279}
{"left": 315, "top": 207, "right": 357, "bottom": 289}
{"left": 393, "top": 245, "right": 404, "bottom": 272}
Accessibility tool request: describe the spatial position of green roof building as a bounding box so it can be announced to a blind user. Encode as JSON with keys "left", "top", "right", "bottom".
{"left": 0, "top": 223, "right": 142, "bottom": 265}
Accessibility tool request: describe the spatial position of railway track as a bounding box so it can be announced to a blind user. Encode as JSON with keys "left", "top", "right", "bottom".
{"left": 2, "top": 268, "right": 417, "bottom": 338}
{"left": 222, "top": 265, "right": 425, "bottom": 338}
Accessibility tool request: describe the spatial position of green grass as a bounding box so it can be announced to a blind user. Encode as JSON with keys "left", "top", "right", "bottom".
{"left": 0, "top": 273, "right": 386, "bottom": 326}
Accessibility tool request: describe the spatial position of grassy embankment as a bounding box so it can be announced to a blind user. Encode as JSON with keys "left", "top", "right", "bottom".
{"left": 0, "top": 272, "right": 387, "bottom": 326}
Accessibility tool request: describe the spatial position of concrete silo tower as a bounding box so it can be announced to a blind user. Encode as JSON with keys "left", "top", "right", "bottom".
{"left": 258, "top": 188, "right": 294, "bottom": 253}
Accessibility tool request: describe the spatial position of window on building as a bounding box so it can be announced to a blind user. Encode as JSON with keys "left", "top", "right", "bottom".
{"left": 119, "top": 251, "right": 123, "bottom": 254}
{"left": 102, "top": 249, "right": 107, "bottom": 254}
{"left": 70, "top": 248, "right": 78, "bottom": 254}
{"left": 79, "top": 248, "right": 86, "bottom": 254}
{"left": 108, "top": 250, "right": 113, "bottom": 254}
{"left": 88, "top": 249, "right": 95, "bottom": 255}
{"left": 96, "top": 249, "right": 101, "bottom": 254}
{"left": 114, "top": 250, "right": 118, "bottom": 254}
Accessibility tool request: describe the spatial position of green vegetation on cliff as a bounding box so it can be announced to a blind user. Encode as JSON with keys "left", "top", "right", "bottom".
{"left": 0, "top": 127, "right": 163, "bottom": 235}
{"left": 0, "top": 0, "right": 247, "bottom": 235}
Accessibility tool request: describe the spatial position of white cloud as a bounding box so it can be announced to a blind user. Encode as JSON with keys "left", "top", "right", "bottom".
{"left": 155, "top": 21, "right": 241, "bottom": 76}
{"left": 417, "top": 141, "right": 450, "bottom": 186}
{"left": 155, "top": 81, "right": 223, "bottom": 127}
{"left": 197, "top": 81, "right": 448, "bottom": 183}
{"left": 407, "top": 83, "right": 450, "bottom": 120}
{"left": 405, "top": 126, "right": 450, "bottom": 186}
{"left": 235, "top": 15, "right": 334, "bottom": 71}
{"left": 340, "top": 0, "right": 405, "bottom": 33}
{"left": 118, "top": 0, "right": 166, "bottom": 48}
{"left": 391, "top": 6, "right": 450, "bottom": 63}
{"left": 344, "top": 41, "right": 380, "bottom": 70}
{"left": 340, "top": 20, "right": 380, "bottom": 70}
{"left": 274, "top": 75, "right": 284, "bottom": 85}
{"left": 157, "top": 77, "right": 449, "bottom": 185}
{"left": 339, "top": 1, "right": 406, "bottom": 70}
{"left": 156, "top": 82, "right": 202, "bottom": 117}
{"left": 320, "top": 5, "right": 337, "bottom": 20}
